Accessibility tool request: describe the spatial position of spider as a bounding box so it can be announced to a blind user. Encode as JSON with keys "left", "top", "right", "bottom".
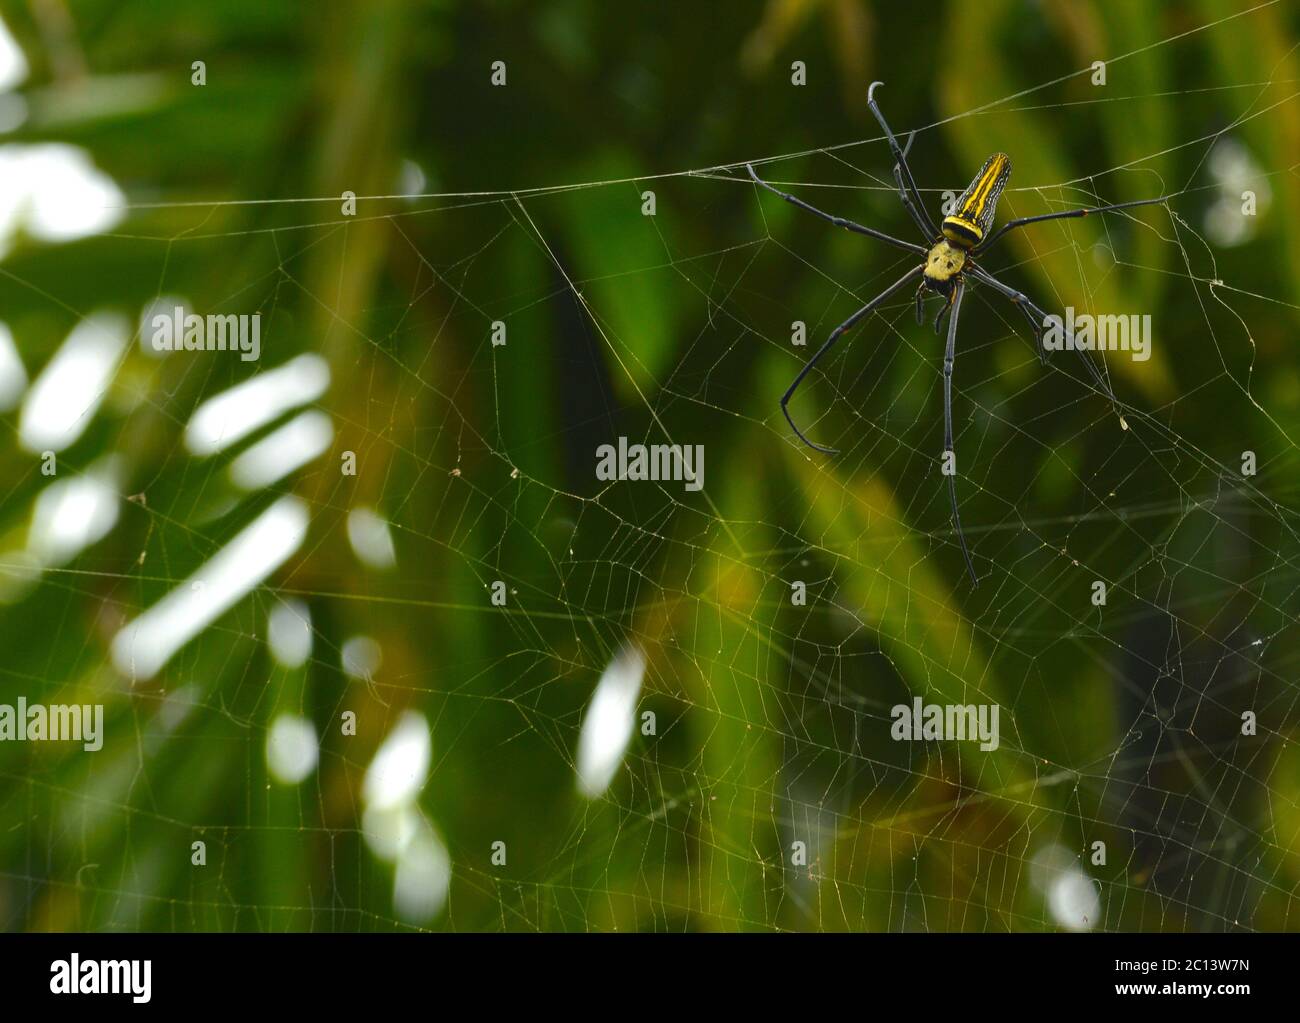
{"left": 747, "top": 81, "right": 1171, "bottom": 587}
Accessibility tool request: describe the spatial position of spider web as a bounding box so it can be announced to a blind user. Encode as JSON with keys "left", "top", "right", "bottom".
{"left": 2, "top": 1, "right": 1300, "bottom": 934}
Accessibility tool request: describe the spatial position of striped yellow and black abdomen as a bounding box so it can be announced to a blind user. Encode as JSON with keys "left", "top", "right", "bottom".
{"left": 941, "top": 152, "right": 1011, "bottom": 248}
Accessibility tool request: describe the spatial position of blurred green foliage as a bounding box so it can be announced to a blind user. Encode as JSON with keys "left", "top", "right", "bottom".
{"left": 1, "top": 0, "right": 1299, "bottom": 932}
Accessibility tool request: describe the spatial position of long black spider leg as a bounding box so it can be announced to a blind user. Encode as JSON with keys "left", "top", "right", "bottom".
{"left": 746, "top": 164, "right": 926, "bottom": 256}
{"left": 966, "top": 265, "right": 1049, "bottom": 366}
{"left": 782, "top": 265, "right": 925, "bottom": 454}
{"left": 975, "top": 194, "right": 1173, "bottom": 255}
{"left": 971, "top": 266, "right": 1129, "bottom": 428}
{"left": 868, "top": 81, "right": 940, "bottom": 241}
{"left": 941, "top": 280, "right": 978, "bottom": 587}
{"left": 892, "top": 133, "right": 936, "bottom": 241}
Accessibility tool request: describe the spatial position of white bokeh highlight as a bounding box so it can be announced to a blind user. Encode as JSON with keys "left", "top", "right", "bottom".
{"left": 362, "top": 710, "right": 430, "bottom": 811}
{"left": 0, "top": 15, "right": 28, "bottom": 91}
{"left": 1204, "top": 137, "right": 1269, "bottom": 249}
{"left": 575, "top": 645, "right": 645, "bottom": 798}
{"left": 27, "top": 458, "right": 120, "bottom": 566}
{"left": 341, "top": 635, "right": 382, "bottom": 680}
{"left": 19, "top": 313, "right": 128, "bottom": 452}
{"left": 111, "top": 496, "right": 309, "bottom": 680}
{"left": 228, "top": 410, "right": 333, "bottom": 490}
{"left": 0, "top": 322, "right": 26, "bottom": 411}
{"left": 1030, "top": 843, "right": 1101, "bottom": 932}
{"left": 0, "top": 145, "right": 124, "bottom": 253}
{"left": 184, "top": 354, "right": 329, "bottom": 457}
{"left": 360, "top": 711, "right": 449, "bottom": 924}
{"left": 265, "top": 714, "right": 319, "bottom": 785}
{"left": 392, "top": 820, "right": 451, "bottom": 923}
{"left": 268, "top": 598, "right": 312, "bottom": 668}
{"left": 346, "top": 506, "right": 397, "bottom": 569}
{"left": 1047, "top": 869, "right": 1102, "bottom": 932}
{"left": 138, "top": 296, "right": 191, "bottom": 357}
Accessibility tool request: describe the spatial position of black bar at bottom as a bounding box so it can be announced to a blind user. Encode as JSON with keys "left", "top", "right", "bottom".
{"left": 0, "top": 932, "right": 1285, "bottom": 1010}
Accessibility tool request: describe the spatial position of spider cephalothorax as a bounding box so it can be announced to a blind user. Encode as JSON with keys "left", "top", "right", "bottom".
{"left": 923, "top": 240, "right": 967, "bottom": 290}
{"left": 745, "top": 81, "right": 1171, "bottom": 586}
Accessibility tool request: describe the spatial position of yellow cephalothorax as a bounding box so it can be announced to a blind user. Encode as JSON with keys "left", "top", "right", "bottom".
{"left": 925, "top": 240, "right": 966, "bottom": 284}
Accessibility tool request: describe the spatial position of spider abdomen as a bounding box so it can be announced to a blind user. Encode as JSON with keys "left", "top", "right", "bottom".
{"left": 941, "top": 152, "right": 1012, "bottom": 248}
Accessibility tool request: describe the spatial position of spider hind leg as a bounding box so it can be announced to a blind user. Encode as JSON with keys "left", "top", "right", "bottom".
{"left": 940, "top": 280, "right": 978, "bottom": 587}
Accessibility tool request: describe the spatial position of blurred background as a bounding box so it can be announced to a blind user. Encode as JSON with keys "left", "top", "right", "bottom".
{"left": 1, "top": 0, "right": 1299, "bottom": 932}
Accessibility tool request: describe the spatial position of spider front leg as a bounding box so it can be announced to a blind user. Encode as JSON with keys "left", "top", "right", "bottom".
{"left": 940, "top": 280, "right": 978, "bottom": 587}
{"left": 975, "top": 194, "right": 1174, "bottom": 255}
{"left": 868, "top": 82, "right": 940, "bottom": 241}
{"left": 745, "top": 164, "right": 926, "bottom": 256}
{"left": 893, "top": 132, "right": 936, "bottom": 242}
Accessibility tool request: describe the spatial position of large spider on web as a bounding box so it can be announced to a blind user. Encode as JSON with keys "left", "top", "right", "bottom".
{"left": 746, "top": 81, "right": 1171, "bottom": 587}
